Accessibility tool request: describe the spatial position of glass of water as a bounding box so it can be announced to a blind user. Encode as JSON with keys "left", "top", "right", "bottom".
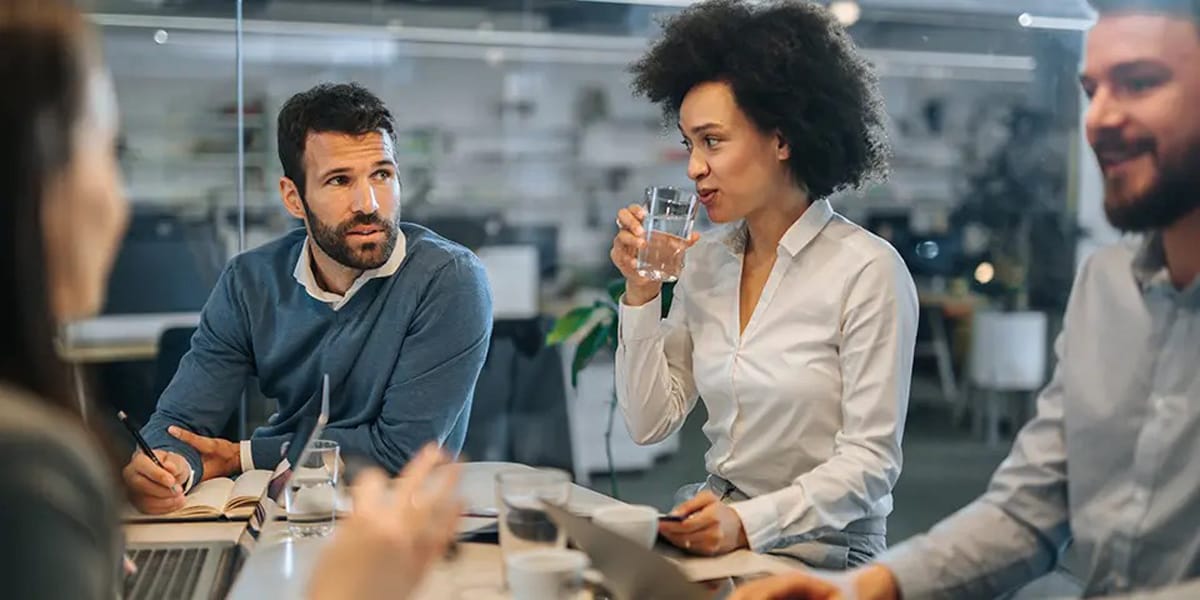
{"left": 636, "top": 186, "right": 699, "bottom": 282}
{"left": 285, "top": 439, "right": 339, "bottom": 538}
{"left": 495, "top": 469, "right": 571, "bottom": 561}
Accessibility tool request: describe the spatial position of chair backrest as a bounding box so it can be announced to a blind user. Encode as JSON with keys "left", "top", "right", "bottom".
{"left": 104, "top": 210, "right": 224, "bottom": 315}
{"left": 153, "top": 326, "right": 198, "bottom": 400}
{"left": 153, "top": 326, "right": 241, "bottom": 441}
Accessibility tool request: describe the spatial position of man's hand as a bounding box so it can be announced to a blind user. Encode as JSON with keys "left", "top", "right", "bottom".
{"left": 169, "top": 426, "right": 241, "bottom": 481}
{"left": 308, "top": 445, "right": 462, "bottom": 600}
{"left": 658, "top": 491, "right": 750, "bottom": 556}
{"left": 122, "top": 449, "right": 189, "bottom": 514}
{"left": 729, "top": 565, "right": 900, "bottom": 600}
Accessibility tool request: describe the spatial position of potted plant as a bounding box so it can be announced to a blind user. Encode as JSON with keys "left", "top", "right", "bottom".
{"left": 544, "top": 279, "right": 675, "bottom": 499}
{"left": 951, "top": 105, "right": 1085, "bottom": 442}
{"left": 953, "top": 105, "right": 1084, "bottom": 312}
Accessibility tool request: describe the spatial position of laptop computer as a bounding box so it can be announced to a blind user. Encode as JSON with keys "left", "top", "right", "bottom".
{"left": 122, "top": 375, "right": 331, "bottom": 600}
{"left": 543, "top": 502, "right": 710, "bottom": 600}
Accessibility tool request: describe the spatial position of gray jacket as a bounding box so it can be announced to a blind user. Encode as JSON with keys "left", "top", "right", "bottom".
{"left": 0, "top": 383, "right": 121, "bottom": 599}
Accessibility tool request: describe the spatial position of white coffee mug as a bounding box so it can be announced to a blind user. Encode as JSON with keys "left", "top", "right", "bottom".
{"left": 590, "top": 504, "right": 659, "bottom": 549}
{"left": 505, "top": 549, "right": 589, "bottom": 600}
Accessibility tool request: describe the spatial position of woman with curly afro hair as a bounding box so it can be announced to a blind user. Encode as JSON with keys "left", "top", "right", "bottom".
{"left": 611, "top": 0, "right": 918, "bottom": 569}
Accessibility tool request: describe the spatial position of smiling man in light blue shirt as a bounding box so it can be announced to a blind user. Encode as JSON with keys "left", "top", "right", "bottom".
{"left": 730, "top": 1, "right": 1200, "bottom": 599}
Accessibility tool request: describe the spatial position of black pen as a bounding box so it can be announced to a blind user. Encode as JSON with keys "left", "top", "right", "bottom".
{"left": 117, "top": 411, "right": 181, "bottom": 494}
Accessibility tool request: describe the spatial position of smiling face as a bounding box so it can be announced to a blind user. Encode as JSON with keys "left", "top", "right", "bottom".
{"left": 1081, "top": 12, "right": 1200, "bottom": 232}
{"left": 280, "top": 130, "right": 401, "bottom": 269}
{"left": 677, "top": 81, "right": 793, "bottom": 224}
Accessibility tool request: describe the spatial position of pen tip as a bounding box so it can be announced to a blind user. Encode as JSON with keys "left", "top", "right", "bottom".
{"left": 117, "top": 410, "right": 127, "bottom": 420}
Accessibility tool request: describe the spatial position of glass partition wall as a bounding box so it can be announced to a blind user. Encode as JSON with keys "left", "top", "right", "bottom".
{"left": 82, "top": 2, "right": 1102, "bottom": 549}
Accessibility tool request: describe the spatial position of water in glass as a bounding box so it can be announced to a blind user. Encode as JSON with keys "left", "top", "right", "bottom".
{"left": 495, "top": 470, "right": 571, "bottom": 558}
{"left": 636, "top": 186, "right": 697, "bottom": 282}
{"left": 285, "top": 440, "right": 339, "bottom": 537}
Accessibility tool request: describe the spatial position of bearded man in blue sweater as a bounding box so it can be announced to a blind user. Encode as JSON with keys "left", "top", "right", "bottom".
{"left": 122, "top": 83, "right": 493, "bottom": 514}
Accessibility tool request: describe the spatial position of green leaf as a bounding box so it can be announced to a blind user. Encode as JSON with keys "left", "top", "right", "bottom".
{"left": 545, "top": 306, "right": 594, "bottom": 346}
{"left": 604, "top": 321, "right": 618, "bottom": 351}
{"left": 661, "top": 281, "right": 676, "bottom": 318}
{"left": 571, "top": 324, "right": 609, "bottom": 388}
{"left": 606, "top": 279, "right": 626, "bottom": 306}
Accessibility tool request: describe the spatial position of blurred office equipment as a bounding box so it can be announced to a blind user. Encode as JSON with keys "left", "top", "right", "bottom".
{"left": 966, "top": 310, "right": 1048, "bottom": 447}
{"left": 867, "top": 212, "right": 966, "bottom": 409}
{"left": 103, "top": 208, "right": 224, "bottom": 315}
{"left": 496, "top": 223, "right": 559, "bottom": 282}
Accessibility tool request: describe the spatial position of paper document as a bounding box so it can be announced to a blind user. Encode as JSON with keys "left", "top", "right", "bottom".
{"left": 668, "top": 549, "right": 800, "bottom": 582}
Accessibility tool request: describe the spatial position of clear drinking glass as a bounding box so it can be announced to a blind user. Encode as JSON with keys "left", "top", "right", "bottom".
{"left": 495, "top": 469, "right": 571, "bottom": 560}
{"left": 285, "top": 439, "right": 339, "bottom": 538}
{"left": 636, "top": 186, "right": 699, "bottom": 282}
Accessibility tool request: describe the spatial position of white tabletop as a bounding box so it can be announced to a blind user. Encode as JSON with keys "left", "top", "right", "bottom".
{"left": 125, "top": 462, "right": 626, "bottom": 600}
{"left": 124, "top": 462, "right": 793, "bottom": 600}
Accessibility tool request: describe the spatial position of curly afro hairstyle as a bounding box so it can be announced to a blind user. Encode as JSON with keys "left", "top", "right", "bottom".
{"left": 630, "top": 0, "right": 889, "bottom": 201}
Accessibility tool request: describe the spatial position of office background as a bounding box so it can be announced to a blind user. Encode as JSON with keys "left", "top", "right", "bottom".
{"left": 69, "top": 1, "right": 1111, "bottom": 588}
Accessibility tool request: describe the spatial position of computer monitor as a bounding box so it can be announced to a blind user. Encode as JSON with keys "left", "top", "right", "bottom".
{"left": 496, "top": 224, "right": 559, "bottom": 281}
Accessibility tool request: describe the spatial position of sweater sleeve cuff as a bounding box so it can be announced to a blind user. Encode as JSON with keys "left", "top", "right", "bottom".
{"left": 619, "top": 294, "right": 663, "bottom": 343}
{"left": 250, "top": 436, "right": 289, "bottom": 472}
{"left": 875, "top": 538, "right": 940, "bottom": 599}
{"left": 730, "top": 494, "right": 783, "bottom": 553}
{"left": 240, "top": 440, "right": 255, "bottom": 472}
{"left": 156, "top": 440, "right": 204, "bottom": 485}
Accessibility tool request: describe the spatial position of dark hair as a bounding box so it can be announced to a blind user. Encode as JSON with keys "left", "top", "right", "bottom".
{"left": 0, "top": 0, "right": 89, "bottom": 412}
{"left": 1089, "top": 0, "right": 1200, "bottom": 20}
{"left": 630, "top": 0, "right": 889, "bottom": 201}
{"left": 276, "top": 82, "right": 399, "bottom": 199}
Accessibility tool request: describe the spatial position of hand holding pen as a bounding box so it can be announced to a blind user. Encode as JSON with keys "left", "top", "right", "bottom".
{"left": 117, "top": 411, "right": 190, "bottom": 514}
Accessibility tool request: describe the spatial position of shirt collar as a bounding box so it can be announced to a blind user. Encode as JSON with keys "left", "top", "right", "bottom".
{"left": 720, "top": 198, "right": 835, "bottom": 258}
{"left": 1131, "top": 233, "right": 1171, "bottom": 292}
{"left": 293, "top": 228, "right": 407, "bottom": 310}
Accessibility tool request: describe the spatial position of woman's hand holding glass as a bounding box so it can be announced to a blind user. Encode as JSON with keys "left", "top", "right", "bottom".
{"left": 611, "top": 204, "right": 700, "bottom": 307}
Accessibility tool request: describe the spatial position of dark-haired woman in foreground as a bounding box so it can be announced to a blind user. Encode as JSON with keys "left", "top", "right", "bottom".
{"left": 0, "top": 2, "right": 458, "bottom": 598}
{"left": 612, "top": 0, "right": 918, "bottom": 568}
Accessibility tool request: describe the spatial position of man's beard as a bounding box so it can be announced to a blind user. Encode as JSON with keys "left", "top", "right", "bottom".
{"left": 1103, "top": 140, "right": 1200, "bottom": 233}
{"left": 304, "top": 203, "right": 399, "bottom": 270}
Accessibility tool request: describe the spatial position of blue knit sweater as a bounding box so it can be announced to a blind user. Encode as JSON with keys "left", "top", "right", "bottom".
{"left": 142, "top": 224, "right": 493, "bottom": 479}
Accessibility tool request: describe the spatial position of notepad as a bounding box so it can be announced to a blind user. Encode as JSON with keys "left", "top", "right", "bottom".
{"left": 123, "top": 470, "right": 273, "bottom": 522}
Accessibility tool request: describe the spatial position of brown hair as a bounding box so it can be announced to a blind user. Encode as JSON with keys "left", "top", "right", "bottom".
{"left": 0, "top": 0, "right": 94, "bottom": 413}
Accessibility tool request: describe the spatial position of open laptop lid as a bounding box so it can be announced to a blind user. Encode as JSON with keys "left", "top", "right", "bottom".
{"left": 543, "top": 502, "right": 708, "bottom": 600}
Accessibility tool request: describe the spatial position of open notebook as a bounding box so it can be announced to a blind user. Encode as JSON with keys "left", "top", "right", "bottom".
{"left": 124, "top": 470, "right": 274, "bottom": 522}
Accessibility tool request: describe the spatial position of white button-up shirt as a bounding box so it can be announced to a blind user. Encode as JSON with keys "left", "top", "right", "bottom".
{"left": 292, "top": 229, "right": 407, "bottom": 311}
{"left": 615, "top": 199, "right": 918, "bottom": 551}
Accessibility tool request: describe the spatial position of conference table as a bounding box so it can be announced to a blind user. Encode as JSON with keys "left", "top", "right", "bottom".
{"left": 124, "top": 462, "right": 799, "bottom": 599}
